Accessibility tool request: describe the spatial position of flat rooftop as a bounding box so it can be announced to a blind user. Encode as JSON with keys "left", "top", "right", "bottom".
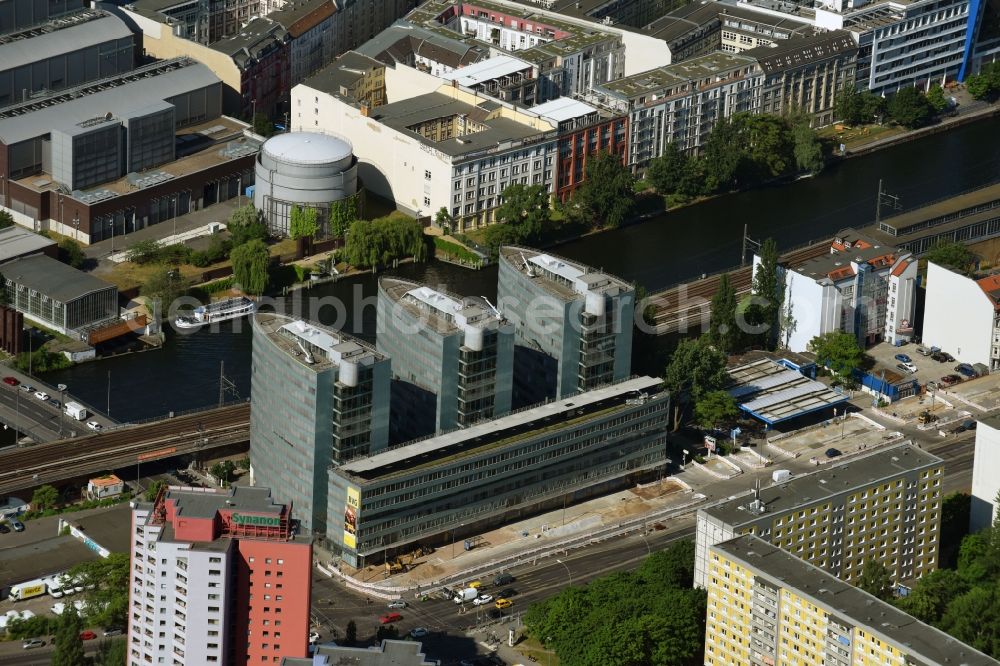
{"left": 338, "top": 376, "right": 664, "bottom": 481}
{"left": 876, "top": 182, "right": 1000, "bottom": 235}
{"left": 254, "top": 312, "right": 384, "bottom": 373}
{"left": 0, "top": 535, "right": 100, "bottom": 586}
{"left": 166, "top": 485, "right": 285, "bottom": 520}
{"left": 0, "top": 226, "right": 56, "bottom": 261}
{"left": 370, "top": 90, "right": 553, "bottom": 158}
{"left": 380, "top": 277, "right": 503, "bottom": 336}
{"left": 67, "top": 503, "right": 132, "bottom": 554}
{"left": 727, "top": 358, "right": 848, "bottom": 425}
{"left": 0, "top": 254, "right": 114, "bottom": 303}
{"left": 703, "top": 443, "right": 942, "bottom": 527}
{"left": 501, "top": 245, "right": 632, "bottom": 301}
{"left": 643, "top": 1, "right": 723, "bottom": 43}
{"left": 354, "top": 22, "right": 486, "bottom": 70}
{"left": 530, "top": 97, "right": 599, "bottom": 123}
{"left": 0, "top": 10, "right": 133, "bottom": 72}
{"left": 598, "top": 51, "right": 758, "bottom": 99}
{"left": 748, "top": 30, "right": 857, "bottom": 74}
{"left": 441, "top": 54, "right": 533, "bottom": 87}
{"left": 714, "top": 535, "right": 1000, "bottom": 666}
{"left": 301, "top": 52, "right": 384, "bottom": 100}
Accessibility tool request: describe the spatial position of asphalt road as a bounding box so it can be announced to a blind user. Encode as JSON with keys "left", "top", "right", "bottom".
{"left": 0, "top": 383, "right": 87, "bottom": 441}
{"left": 0, "top": 635, "right": 117, "bottom": 665}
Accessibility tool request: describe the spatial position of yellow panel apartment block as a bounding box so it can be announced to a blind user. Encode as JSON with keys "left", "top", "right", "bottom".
{"left": 705, "top": 536, "right": 999, "bottom": 666}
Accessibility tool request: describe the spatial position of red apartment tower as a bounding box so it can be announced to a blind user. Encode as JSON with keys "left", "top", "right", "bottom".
{"left": 128, "top": 485, "right": 311, "bottom": 665}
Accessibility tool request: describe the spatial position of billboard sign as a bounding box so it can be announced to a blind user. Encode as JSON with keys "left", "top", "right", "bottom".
{"left": 344, "top": 487, "right": 360, "bottom": 550}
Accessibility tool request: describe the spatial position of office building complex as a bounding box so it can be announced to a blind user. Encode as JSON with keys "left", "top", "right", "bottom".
{"left": 0, "top": 57, "right": 258, "bottom": 244}
{"left": 250, "top": 313, "right": 390, "bottom": 534}
{"left": 376, "top": 277, "right": 513, "bottom": 442}
{"left": 704, "top": 535, "right": 999, "bottom": 666}
{"left": 253, "top": 132, "right": 359, "bottom": 238}
{"left": 971, "top": 414, "right": 1000, "bottom": 533}
{"left": 923, "top": 261, "right": 1000, "bottom": 371}
{"left": 328, "top": 376, "right": 668, "bottom": 567}
{"left": 128, "top": 486, "right": 312, "bottom": 666}
{"left": 761, "top": 230, "right": 917, "bottom": 353}
{"left": 497, "top": 246, "right": 634, "bottom": 406}
{"left": 694, "top": 443, "right": 944, "bottom": 589}
{"left": 0, "top": 9, "right": 136, "bottom": 107}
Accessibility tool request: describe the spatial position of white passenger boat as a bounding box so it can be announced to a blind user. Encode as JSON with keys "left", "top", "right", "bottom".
{"left": 175, "top": 296, "right": 255, "bottom": 329}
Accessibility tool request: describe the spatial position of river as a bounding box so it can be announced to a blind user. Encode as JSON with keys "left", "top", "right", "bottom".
{"left": 45, "top": 116, "right": 1000, "bottom": 422}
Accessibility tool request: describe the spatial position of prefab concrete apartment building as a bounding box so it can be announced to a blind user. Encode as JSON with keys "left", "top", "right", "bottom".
{"left": 497, "top": 246, "right": 634, "bottom": 406}
{"left": 250, "top": 313, "right": 390, "bottom": 535}
{"left": 376, "top": 277, "right": 514, "bottom": 442}
{"left": 694, "top": 443, "right": 944, "bottom": 589}
{"left": 328, "top": 376, "right": 668, "bottom": 567}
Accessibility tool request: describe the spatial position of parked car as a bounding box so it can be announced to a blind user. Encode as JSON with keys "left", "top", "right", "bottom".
{"left": 79, "top": 630, "right": 97, "bottom": 641}
{"left": 102, "top": 627, "right": 124, "bottom": 637}
{"left": 894, "top": 353, "right": 913, "bottom": 364}
{"left": 825, "top": 448, "right": 842, "bottom": 458}
{"left": 22, "top": 638, "right": 45, "bottom": 649}
{"left": 379, "top": 613, "right": 402, "bottom": 625}
{"left": 2, "top": 376, "right": 19, "bottom": 386}
{"left": 34, "top": 391, "right": 49, "bottom": 401}
{"left": 410, "top": 627, "right": 429, "bottom": 638}
{"left": 940, "top": 374, "right": 962, "bottom": 387}
{"left": 48, "top": 399, "right": 60, "bottom": 408}
{"left": 387, "top": 600, "right": 407, "bottom": 609}
{"left": 955, "top": 363, "right": 977, "bottom": 378}
{"left": 473, "top": 594, "right": 494, "bottom": 606}
{"left": 10, "top": 518, "right": 25, "bottom": 532}
{"left": 942, "top": 352, "right": 955, "bottom": 362}
{"left": 916, "top": 346, "right": 931, "bottom": 356}
{"left": 19, "top": 384, "right": 32, "bottom": 392}
{"left": 931, "top": 352, "right": 948, "bottom": 362}
{"left": 0, "top": 523, "right": 10, "bottom": 534}
{"left": 86, "top": 421, "right": 102, "bottom": 431}
{"left": 308, "top": 631, "right": 320, "bottom": 644}
{"left": 896, "top": 363, "right": 917, "bottom": 375}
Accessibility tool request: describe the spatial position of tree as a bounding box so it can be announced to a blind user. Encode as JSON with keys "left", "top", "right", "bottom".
{"left": 707, "top": 273, "right": 738, "bottom": 353}
{"left": 289, "top": 205, "right": 319, "bottom": 240}
{"left": 329, "top": 197, "right": 359, "bottom": 239}
{"left": 433, "top": 207, "right": 452, "bottom": 234}
{"left": 695, "top": 390, "right": 739, "bottom": 430}
{"left": 495, "top": 183, "right": 551, "bottom": 242}
{"left": 143, "top": 268, "right": 189, "bottom": 306}
{"left": 926, "top": 84, "right": 950, "bottom": 113}
{"left": 888, "top": 86, "right": 934, "bottom": 129}
{"left": 808, "top": 331, "right": 863, "bottom": 379}
{"left": 57, "top": 238, "right": 86, "bottom": 269}
{"left": 126, "top": 239, "right": 162, "bottom": 264}
{"left": 835, "top": 88, "right": 887, "bottom": 125}
{"left": 228, "top": 205, "right": 268, "bottom": 246}
{"left": 647, "top": 142, "right": 689, "bottom": 195}
{"left": 940, "top": 492, "right": 972, "bottom": 568}
{"left": 375, "top": 625, "right": 399, "bottom": 641}
{"left": 51, "top": 603, "right": 86, "bottom": 666}
{"left": 924, "top": 239, "right": 977, "bottom": 273}
{"left": 210, "top": 460, "right": 236, "bottom": 487}
{"left": 94, "top": 639, "right": 128, "bottom": 666}
{"left": 252, "top": 112, "right": 274, "bottom": 136}
{"left": 342, "top": 215, "right": 427, "bottom": 269}
{"left": 858, "top": 558, "right": 894, "bottom": 601}
{"left": 573, "top": 150, "right": 634, "bottom": 228}
{"left": 0, "top": 210, "right": 13, "bottom": 229}
{"left": 749, "top": 238, "right": 784, "bottom": 350}
{"left": 792, "top": 120, "right": 824, "bottom": 174}
{"left": 345, "top": 620, "right": 358, "bottom": 645}
{"left": 31, "top": 484, "right": 59, "bottom": 511}
{"left": 231, "top": 239, "right": 270, "bottom": 295}
{"left": 663, "top": 337, "right": 729, "bottom": 430}
{"left": 700, "top": 118, "right": 742, "bottom": 193}
{"left": 236, "top": 456, "right": 251, "bottom": 471}
{"left": 482, "top": 222, "right": 521, "bottom": 255}
{"left": 939, "top": 585, "right": 1000, "bottom": 656}
{"left": 896, "top": 568, "right": 968, "bottom": 624}
{"left": 70, "top": 552, "right": 130, "bottom": 628}
{"left": 144, "top": 479, "right": 166, "bottom": 502}
{"left": 739, "top": 114, "right": 795, "bottom": 183}
{"left": 966, "top": 61, "right": 1000, "bottom": 101}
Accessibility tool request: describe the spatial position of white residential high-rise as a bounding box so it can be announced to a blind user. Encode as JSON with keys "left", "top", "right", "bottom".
{"left": 971, "top": 414, "right": 1000, "bottom": 533}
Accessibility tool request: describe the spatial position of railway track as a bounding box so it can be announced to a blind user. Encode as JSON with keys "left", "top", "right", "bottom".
{"left": 0, "top": 403, "right": 250, "bottom": 494}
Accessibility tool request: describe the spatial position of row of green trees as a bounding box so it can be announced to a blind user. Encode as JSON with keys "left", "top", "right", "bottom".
{"left": 835, "top": 85, "right": 955, "bottom": 130}
{"left": 645, "top": 115, "right": 823, "bottom": 205}
{"left": 524, "top": 541, "right": 706, "bottom": 666}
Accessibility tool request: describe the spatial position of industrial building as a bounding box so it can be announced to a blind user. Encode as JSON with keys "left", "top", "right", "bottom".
{"left": 971, "top": 414, "right": 1000, "bottom": 533}
{"left": 0, "top": 9, "right": 136, "bottom": 108}
{"left": 250, "top": 312, "right": 390, "bottom": 534}
{"left": 328, "top": 376, "right": 668, "bottom": 567}
{"left": 0, "top": 57, "right": 259, "bottom": 244}
{"left": 1, "top": 254, "right": 117, "bottom": 334}
{"left": 377, "top": 277, "right": 514, "bottom": 442}
{"left": 497, "top": 246, "right": 634, "bottom": 406}
{"left": 128, "top": 486, "right": 312, "bottom": 666}
{"left": 253, "top": 132, "right": 359, "bottom": 237}
{"left": 727, "top": 357, "right": 848, "bottom": 427}
{"left": 704, "top": 535, "right": 1000, "bottom": 666}
{"left": 693, "top": 443, "right": 944, "bottom": 589}
{"left": 758, "top": 230, "right": 917, "bottom": 353}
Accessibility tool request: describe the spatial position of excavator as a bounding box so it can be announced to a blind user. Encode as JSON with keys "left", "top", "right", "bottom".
{"left": 383, "top": 545, "right": 436, "bottom": 575}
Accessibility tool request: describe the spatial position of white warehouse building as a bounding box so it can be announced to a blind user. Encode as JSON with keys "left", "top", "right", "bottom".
{"left": 757, "top": 230, "right": 917, "bottom": 353}
{"left": 253, "top": 132, "right": 358, "bottom": 238}
{"left": 922, "top": 262, "right": 1000, "bottom": 370}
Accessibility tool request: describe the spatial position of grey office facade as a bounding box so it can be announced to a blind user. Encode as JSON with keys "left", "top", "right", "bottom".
{"left": 497, "top": 246, "right": 634, "bottom": 407}
{"left": 376, "top": 277, "right": 514, "bottom": 442}
{"left": 328, "top": 376, "right": 669, "bottom": 568}
{"left": 250, "top": 312, "right": 390, "bottom": 535}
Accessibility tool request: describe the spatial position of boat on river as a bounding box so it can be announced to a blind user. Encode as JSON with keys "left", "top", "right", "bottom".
{"left": 175, "top": 296, "right": 255, "bottom": 330}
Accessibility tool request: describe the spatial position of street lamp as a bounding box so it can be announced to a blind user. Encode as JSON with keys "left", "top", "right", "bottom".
{"left": 451, "top": 522, "right": 465, "bottom": 559}
{"left": 555, "top": 558, "right": 572, "bottom": 587}
{"left": 172, "top": 195, "right": 178, "bottom": 239}
{"left": 57, "top": 384, "right": 67, "bottom": 437}
{"left": 73, "top": 214, "right": 80, "bottom": 243}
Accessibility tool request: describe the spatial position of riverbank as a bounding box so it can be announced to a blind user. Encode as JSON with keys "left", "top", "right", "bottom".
{"left": 839, "top": 102, "right": 1000, "bottom": 158}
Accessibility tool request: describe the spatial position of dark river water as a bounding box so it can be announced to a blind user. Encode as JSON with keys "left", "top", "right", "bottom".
{"left": 46, "top": 117, "right": 1000, "bottom": 421}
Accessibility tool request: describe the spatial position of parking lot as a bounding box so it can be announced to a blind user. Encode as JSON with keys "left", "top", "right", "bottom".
{"left": 941, "top": 370, "right": 1000, "bottom": 411}
{"left": 865, "top": 342, "right": 970, "bottom": 389}
{"left": 767, "top": 415, "right": 901, "bottom": 460}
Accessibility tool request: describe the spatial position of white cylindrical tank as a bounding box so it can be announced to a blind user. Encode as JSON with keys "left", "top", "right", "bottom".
{"left": 585, "top": 292, "right": 606, "bottom": 317}
{"left": 253, "top": 132, "right": 358, "bottom": 236}
{"left": 463, "top": 326, "right": 484, "bottom": 352}
{"left": 339, "top": 360, "right": 359, "bottom": 387}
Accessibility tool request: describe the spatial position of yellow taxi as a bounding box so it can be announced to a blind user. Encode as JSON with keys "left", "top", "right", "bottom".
{"left": 467, "top": 581, "right": 482, "bottom": 589}
{"left": 495, "top": 598, "right": 513, "bottom": 610}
